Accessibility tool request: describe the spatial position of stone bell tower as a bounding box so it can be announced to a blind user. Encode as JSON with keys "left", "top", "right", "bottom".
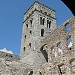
{"left": 20, "top": 1, "right": 56, "bottom": 75}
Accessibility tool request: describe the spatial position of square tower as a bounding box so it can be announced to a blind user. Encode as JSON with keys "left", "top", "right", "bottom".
{"left": 20, "top": 1, "right": 56, "bottom": 75}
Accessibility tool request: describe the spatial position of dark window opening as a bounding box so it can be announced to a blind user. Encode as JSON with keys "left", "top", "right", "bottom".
{"left": 40, "top": 10, "right": 42, "bottom": 13}
{"left": 65, "top": 23, "right": 70, "bottom": 32}
{"left": 24, "top": 47, "right": 26, "bottom": 51}
{"left": 39, "top": 72, "right": 42, "bottom": 75}
{"left": 30, "top": 30, "right": 32, "bottom": 34}
{"left": 40, "top": 45, "right": 48, "bottom": 62}
{"left": 30, "top": 19, "right": 33, "bottom": 27}
{"left": 40, "top": 48, "right": 48, "bottom": 62}
{"left": 29, "top": 43, "right": 31, "bottom": 48}
{"left": 9, "top": 55, "right": 13, "bottom": 58}
{"left": 40, "top": 17, "right": 45, "bottom": 25}
{"left": 28, "top": 71, "right": 33, "bottom": 75}
{"left": 44, "top": 12, "right": 47, "bottom": 15}
{"left": 41, "top": 29, "right": 44, "bottom": 37}
{"left": 26, "top": 24, "right": 28, "bottom": 28}
{"left": 25, "top": 35, "right": 26, "bottom": 38}
{"left": 47, "top": 20, "right": 51, "bottom": 28}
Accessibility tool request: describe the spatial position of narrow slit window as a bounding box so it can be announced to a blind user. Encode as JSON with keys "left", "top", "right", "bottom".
{"left": 29, "top": 43, "right": 31, "bottom": 48}
{"left": 47, "top": 20, "right": 51, "bottom": 28}
{"left": 30, "top": 19, "right": 33, "bottom": 27}
{"left": 40, "top": 17, "right": 45, "bottom": 25}
{"left": 26, "top": 24, "right": 28, "bottom": 28}
{"left": 24, "top": 47, "right": 26, "bottom": 51}
{"left": 41, "top": 29, "right": 44, "bottom": 37}
{"left": 30, "top": 30, "right": 32, "bottom": 34}
{"left": 25, "top": 35, "right": 26, "bottom": 38}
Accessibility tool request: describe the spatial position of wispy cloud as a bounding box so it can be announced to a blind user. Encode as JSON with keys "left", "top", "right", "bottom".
{"left": 0, "top": 48, "right": 13, "bottom": 54}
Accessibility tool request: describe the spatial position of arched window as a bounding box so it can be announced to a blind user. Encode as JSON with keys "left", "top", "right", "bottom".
{"left": 41, "top": 29, "right": 44, "bottom": 37}
{"left": 47, "top": 20, "right": 51, "bottom": 28}
{"left": 24, "top": 47, "right": 26, "bottom": 51}
{"left": 29, "top": 43, "right": 31, "bottom": 48}
{"left": 26, "top": 24, "right": 28, "bottom": 28}
{"left": 30, "top": 30, "right": 32, "bottom": 35}
{"left": 25, "top": 35, "right": 26, "bottom": 38}
{"left": 40, "top": 17, "right": 45, "bottom": 25}
{"left": 65, "top": 23, "right": 70, "bottom": 32}
{"left": 30, "top": 18, "right": 33, "bottom": 27}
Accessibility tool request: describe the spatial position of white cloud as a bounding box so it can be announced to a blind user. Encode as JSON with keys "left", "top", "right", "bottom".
{"left": 0, "top": 48, "right": 13, "bottom": 54}
{"left": 68, "top": 42, "right": 72, "bottom": 48}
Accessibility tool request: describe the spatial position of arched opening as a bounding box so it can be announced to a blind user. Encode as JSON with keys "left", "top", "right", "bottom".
{"left": 23, "top": 47, "right": 26, "bottom": 51}
{"left": 30, "top": 30, "right": 32, "bottom": 35}
{"left": 47, "top": 20, "right": 51, "bottom": 28}
{"left": 29, "top": 43, "right": 31, "bottom": 48}
{"left": 26, "top": 24, "right": 28, "bottom": 28}
{"left": 30, "top": 18, "right": 33, "bottom": 27}
{"left": 57, "top": 42, "right": 62, "bottom": 56}
{"left": 65, "top": 23, "right": 70, "bottom": 32}
{"left": 58, "top": 63, "right": 66, "bottom": 75}
{"left": 40, "top": 17, "right": 45, "bottom": 25}
{"left": 25, "top": 35, "right": 26, "bottom": 38}
{"left": 40, "top": 44, "right": 48, "bottom": 62}
{"left": 28, "top": 71, "right": 33, "bottom": 75}
{"left": 41, "top": 29, "right": 44, "bottom": 37}
{"left": 67, "top": 37, "right": 72, "bottom": 50}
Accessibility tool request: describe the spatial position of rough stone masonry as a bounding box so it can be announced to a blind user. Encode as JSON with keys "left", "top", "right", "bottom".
{"left": 0, "top": 1, "right": 75, "bottom": 75}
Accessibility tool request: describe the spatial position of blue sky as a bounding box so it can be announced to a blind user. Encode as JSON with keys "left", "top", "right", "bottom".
{"left": 0, "top": 0, "right": 73, "bottom": 56}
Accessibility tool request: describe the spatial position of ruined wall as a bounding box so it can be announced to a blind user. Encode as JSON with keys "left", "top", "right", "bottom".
{"left": 39, "top": 16, "right": 75, "bottom": 75}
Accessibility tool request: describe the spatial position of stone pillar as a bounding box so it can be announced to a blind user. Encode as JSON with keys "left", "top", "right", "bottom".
{"left": 70, "top": 17, "right": 75, "bottom": 51}
{"left": 60, "top": 39, "right": 68, "bottom": 54}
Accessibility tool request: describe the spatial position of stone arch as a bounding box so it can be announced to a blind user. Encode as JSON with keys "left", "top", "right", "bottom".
{"left": 65, "top": 22, "right": 70, "bottom": 32}
{"left": 69, "top": 58, "right": 75, "bottom": 73}
{"left": 40, "top": 44, "right": 48, "bottom": 62}
{"left": 58, "top": 63, "right": 66, "bottom": 75}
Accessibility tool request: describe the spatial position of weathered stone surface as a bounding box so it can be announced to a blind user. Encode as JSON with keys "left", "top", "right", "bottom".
{"left": 0, "top": 1, "right": 75, "bottom": 75}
